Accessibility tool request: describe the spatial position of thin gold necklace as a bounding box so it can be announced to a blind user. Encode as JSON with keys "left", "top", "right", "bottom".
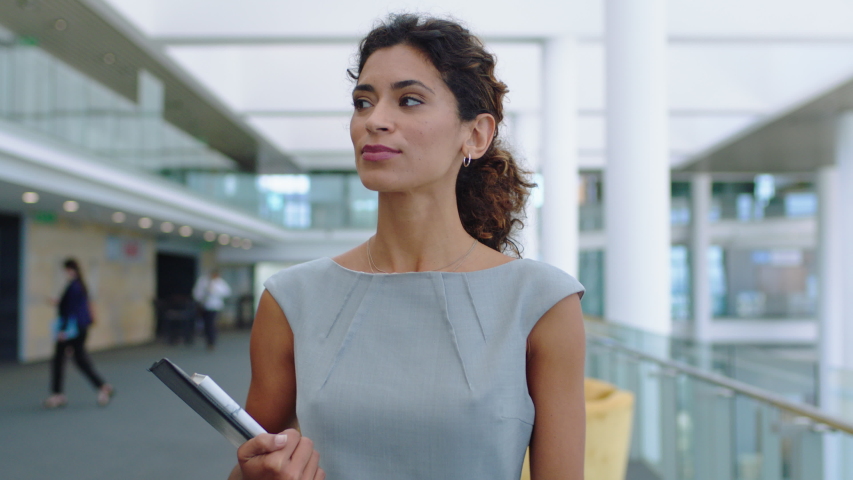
{"left": 367, "top": 237, "right": 478, "bottom": 274}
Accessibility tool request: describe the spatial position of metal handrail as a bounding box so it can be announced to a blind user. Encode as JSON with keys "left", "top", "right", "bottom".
{"left": 587, "top": 333, "right": 853, "bottom": 435}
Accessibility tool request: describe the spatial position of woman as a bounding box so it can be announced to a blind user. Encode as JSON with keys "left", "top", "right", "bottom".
{"left": 230, "top": 14, "right": 585, "bottom": 480}
{"left": 44, "top": 259, "right": 114, "bottom": 408}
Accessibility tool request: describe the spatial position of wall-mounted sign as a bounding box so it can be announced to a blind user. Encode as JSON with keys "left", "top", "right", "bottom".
{"left": 106, "top": 236, "right": 146, "bottom": 263}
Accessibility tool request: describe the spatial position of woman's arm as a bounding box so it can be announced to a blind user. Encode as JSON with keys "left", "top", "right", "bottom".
{"left": 227, "top": 290, "right": 324, "bottom": 480}
{"left": 526, "top": 293, "right": 586, "bottom": 480}
{"left": 246, "top": 289, "right": 298, "bottom": 433}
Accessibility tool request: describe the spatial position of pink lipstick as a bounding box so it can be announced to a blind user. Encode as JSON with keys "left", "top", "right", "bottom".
{"left": 362, "top": 144, "right": 401, "bottom": 162}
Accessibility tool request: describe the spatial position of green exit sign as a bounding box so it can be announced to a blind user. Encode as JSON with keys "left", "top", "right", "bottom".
{"left": 33, "top": 211, "right": 57, "bottom": 224}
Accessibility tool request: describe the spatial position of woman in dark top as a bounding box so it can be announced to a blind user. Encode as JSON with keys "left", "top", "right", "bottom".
{"left": 44, "top": 259, "right": 114, "bottom": 408}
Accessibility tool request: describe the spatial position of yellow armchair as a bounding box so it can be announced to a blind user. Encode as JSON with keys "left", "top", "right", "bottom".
{"left": 521, "top": 378, "right": 634, "bottom": 480}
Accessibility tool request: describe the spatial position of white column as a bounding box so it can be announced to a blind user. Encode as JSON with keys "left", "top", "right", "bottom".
{"left": 539, "top": 37, "right": 579, "bottom": 276}
{"left": 821, "top": 111, "right": 853, "bottom": 408}
{"left": 821, "top": 111, "right": 853, "bottom": 480}
{"left": 838, "top": 113, "right": 853, "bottom": 371}
{"left": 513, "top": 112, "right": 542, "bottom": 260}
{"left": 691, "top": 173, "right": 712, "bottom": 342}
{"left": 605, "top": 0, "right": 671, "bottom": 335}
{"left": 817, "top": 166, "right": 843, "bottom": 393}
{"left": 817, "top": 165, "right": 843, "bottom": 480}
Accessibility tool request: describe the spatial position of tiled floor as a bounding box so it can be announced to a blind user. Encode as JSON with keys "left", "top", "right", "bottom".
{"left": 1, "top": 331, "right": 253, "bottom": 479}
{"left": 2, "top": 331, "right": 653, "bottom": 479}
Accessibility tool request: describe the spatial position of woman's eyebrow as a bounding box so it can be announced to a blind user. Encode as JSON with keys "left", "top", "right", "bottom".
{"left": 392, "top": 80, "right": 434, "bottom": 93}
{"left": 353, "top": 83, "right": 374, "bottom": 94}
{"left": 352, "top": 80, "right": 435, "bottom": 95}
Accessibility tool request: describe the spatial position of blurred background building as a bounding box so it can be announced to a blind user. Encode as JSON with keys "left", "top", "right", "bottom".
{"left": 1, "top": 1, "right": 852, "bottom": 479}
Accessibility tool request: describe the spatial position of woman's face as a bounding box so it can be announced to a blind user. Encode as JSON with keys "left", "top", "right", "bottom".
{"left": 64, "top": 268, "right": 77, "bottom": 280}
{"left": 350, "top": 44, "right": 470, "bottom": 194}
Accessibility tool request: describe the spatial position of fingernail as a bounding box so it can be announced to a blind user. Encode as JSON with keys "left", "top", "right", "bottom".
{"left": 274, "top": 434, "right": 287, "bottom": 446}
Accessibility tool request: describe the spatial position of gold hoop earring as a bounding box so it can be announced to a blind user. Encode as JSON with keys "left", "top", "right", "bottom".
{"left": 463, "top": 153, "right": 472, "bottom": 167}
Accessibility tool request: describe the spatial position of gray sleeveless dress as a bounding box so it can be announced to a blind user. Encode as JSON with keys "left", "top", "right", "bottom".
{"left": 264, "top": 257, "right": 584, "bottom": 479}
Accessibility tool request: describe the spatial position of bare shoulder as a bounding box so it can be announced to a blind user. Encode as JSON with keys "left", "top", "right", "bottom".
{"left": 332, "top": 243, "right": 370, "bottom": 273}
{"left": 526, "top": 293, "right": 585, "bottom": 479}
{"left": 529, "top": 293, "right": 585, "bottom": 349}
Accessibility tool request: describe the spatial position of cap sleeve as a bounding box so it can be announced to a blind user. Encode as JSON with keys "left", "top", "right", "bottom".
{"left": 516, "top": 261, "right": 585, "bottom": 335}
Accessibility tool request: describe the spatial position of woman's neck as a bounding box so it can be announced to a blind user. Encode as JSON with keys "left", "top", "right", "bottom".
{"left": 371, "top": 191, "right": 475, "bottom": 273}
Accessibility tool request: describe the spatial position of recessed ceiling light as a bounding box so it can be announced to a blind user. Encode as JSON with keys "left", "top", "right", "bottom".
{"left": 54, "top": 19, "right": 67, "bottom": 31}
{"left": 203, "top": 231, "right": 216, "bottom": 242}
{"left": 241, "top": 238, "right": 252, "bottom": 250}
{"left": 138, "top": 217, "right": 153, "bottom": 229}
{"left": 22, "top": 192, "right": 39, "bottom": 203}
{"left": 178, "top": 225, "right": 193, "bottom": 237}
{"left": 160, "top": 221, "right": 174, "bottom": 233}
{"left": 103, "top": 53, "right": 116, "bottom": 65}
{"left": 218, "top": 233, "right": 230, "bottom": 245}
{"left": 63, "top": 200, "right": 79, "bottom": 212}
{"left": 112, "top": 211, "right": 126, "bottom": 223}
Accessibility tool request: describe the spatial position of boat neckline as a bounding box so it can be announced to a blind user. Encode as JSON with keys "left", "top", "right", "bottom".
{"left": 325, "top": 256, "right": 525, "bottom": 276}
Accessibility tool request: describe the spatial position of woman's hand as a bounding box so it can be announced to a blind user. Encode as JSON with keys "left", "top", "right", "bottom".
{"left": 236, "top": 429, "right": 325, "bottom": 480}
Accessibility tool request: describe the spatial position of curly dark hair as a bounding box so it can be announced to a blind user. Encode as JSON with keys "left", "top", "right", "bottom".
{"left": 350, "top": 14, "right": 535, "bottom": 257}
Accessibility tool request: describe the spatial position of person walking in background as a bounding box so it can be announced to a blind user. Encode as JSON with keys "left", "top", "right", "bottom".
{"left": 193, "top": 269, "right": 231, "bottom": 350}
{"left": 44, "top": 258, "right": 114, "bottom": 409}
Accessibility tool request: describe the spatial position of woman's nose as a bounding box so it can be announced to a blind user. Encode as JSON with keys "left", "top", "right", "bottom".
{"left": 365, "top": 102, "right": 394, "bottom": 133}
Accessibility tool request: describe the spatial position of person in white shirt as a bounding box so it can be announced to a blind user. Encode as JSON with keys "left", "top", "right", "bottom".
{"left": 192, "top": 269, "right": 232, "bottom": 350}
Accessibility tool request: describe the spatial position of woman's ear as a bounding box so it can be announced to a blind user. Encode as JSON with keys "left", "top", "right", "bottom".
{"left": 465, "top": 113, "right": 496, "bottom": 159}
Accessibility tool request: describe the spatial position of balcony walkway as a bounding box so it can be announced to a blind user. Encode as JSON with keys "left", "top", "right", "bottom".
{"left": 0, "top": 330, "right": 657, "bottom": 479}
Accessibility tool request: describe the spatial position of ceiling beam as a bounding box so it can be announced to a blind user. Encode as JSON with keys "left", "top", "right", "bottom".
{"left": 152, "top": 34, "right": 853, "bottom": 47}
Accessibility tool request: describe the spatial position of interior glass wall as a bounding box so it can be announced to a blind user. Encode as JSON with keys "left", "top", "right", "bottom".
{"left": 174, "top": 172, "right": 378, "bottom": 230}
{"left": 579, "top": 172, "right": 603, "bottom": 231}
{"left": 578, "top": 250, "right": 604, "bottom": 317}
{"left": 710, "top": 178, "right": 816, "bottom": 222}
{"left": 711, "top": 246, "right": 817, "bottom": 319}
{"left": 0, "top": 38, "right": 235, "bottom": 172}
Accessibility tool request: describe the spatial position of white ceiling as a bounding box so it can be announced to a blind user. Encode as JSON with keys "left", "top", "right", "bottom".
{"left": 101, "top": 0, "right": 853, "bottom": 171}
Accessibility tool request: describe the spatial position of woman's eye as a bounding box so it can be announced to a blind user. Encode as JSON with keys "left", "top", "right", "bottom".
{"left": 400, "top": 96, "right": 423, "bottom": 107}
{"left": 353, "top": 98, "right": 372, "bottom": 110}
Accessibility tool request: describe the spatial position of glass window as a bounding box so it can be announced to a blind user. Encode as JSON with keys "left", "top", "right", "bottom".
{"left": 714, "top": 247, "right": 816, "bottom": 319}
{"left": 578, "top": 250, "right": 604, "bottom": 317}
{"left": 347, "top": 175, "right": 378, "bottom": 229}
{"left": 709, "top": 246, "right": 728, "bottom": 317}
{"left": 712, "top": 178, "right": 815, "bottom": 222}
{"left": 671, "top": 182, "right": 691, "bottom": 225}
{"left": 578, "top": 173, "right": 603, "bottom": 231}
{"left": 671, "top": 245, "right": 691, "bottom": 321}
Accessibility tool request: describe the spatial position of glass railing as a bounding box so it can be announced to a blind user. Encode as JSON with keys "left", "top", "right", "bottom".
{"left": 586, "top": 331, "right": 853, "bottom": 480}
{"left": 166, "top": 171, "right": 378, "bottom": 230}
{"left": 0, "top": 41, "right": 235, "bottom": 172}
{"left": 820, "top": 367, "right": 853, "bottom": 420}
{"left": 584, "top": 320, "right": 818, "bottom": 407}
